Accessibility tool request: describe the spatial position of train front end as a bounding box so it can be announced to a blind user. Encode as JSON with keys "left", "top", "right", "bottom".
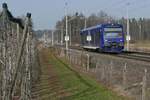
{"left": 102, "top": 24, "right": 124, "bottom": 53}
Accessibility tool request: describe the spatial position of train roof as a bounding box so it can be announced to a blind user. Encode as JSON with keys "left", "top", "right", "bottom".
{"left": 81, "top": 23, "right": 122, "bottom": 32}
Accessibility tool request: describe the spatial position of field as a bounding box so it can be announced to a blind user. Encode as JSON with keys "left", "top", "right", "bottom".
{"left": 31, "top": 47, "right": 128, "bottom": 100}
{"left": 129, "top": 41, "right": 150, "bottom": 52}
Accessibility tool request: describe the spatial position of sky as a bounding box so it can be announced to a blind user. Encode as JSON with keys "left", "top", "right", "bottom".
{"left": 0, "top": 0, "right": 150, "bottom": 30}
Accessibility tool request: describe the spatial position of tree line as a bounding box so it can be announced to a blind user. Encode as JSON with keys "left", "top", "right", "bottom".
{"left": 54, "top": 11, "right": 150, "bottom": 45}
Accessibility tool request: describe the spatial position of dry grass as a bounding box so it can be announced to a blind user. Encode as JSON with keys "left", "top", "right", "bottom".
{"left": 124, "top": 41, "right": 150, "bottom": 52}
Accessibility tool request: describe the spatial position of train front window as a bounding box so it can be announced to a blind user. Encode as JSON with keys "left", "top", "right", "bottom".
{"left": 104, "top": 27, "right": 123, "bottom": 39}
{"left": 104, "top": 32, "right": 122, "bottom": 39}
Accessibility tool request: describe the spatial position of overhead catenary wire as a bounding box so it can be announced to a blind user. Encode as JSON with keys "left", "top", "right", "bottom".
{"left": 129, "top": 0, "right": 150, "bottom": 16}
{"left": 102, "top": 0, "right": 149, "bottom": 18}
{"left": 102, "top": 0, "right": 126, "bottom": 10}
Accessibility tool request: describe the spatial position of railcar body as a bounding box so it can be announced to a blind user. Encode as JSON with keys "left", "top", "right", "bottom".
{"left": 80, "top": 23, "right": 124, "bottom": 53}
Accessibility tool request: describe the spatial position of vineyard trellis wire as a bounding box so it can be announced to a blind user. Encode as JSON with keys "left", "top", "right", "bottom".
{"left": 0, "top": 3, "right": 40, "bottom": 100}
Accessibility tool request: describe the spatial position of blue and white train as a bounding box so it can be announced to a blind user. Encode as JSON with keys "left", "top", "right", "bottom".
{"left": 80, "top": 23, "right": 124, "bottom": 53}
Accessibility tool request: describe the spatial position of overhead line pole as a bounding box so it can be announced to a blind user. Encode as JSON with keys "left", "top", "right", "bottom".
{"left": 61, "top": 24, "right": 63, "bottom": 45}
{"left": 126, "top": 2, "right": 130, "bottom": 51}
{"left": 65, "top": 2, "right": 68, "bottom": 51}
{"left": 68, "top": 16, "right": 78, "bottom": 46}
{"left": 84, "top": 17, "right": 87, "bottom": 29}
{"left": 52, "top": 30, "right": 54, "bottom": 46}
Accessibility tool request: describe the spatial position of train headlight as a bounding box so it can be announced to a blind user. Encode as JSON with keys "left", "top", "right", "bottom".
{"left": 119, "top": 42, "right": 124, "bottom": 46}
{"left": 104, "top": 42, "right": 110, "bottom": 46}
{"left": 105, "top": 40, "right": 108, "bottom": 42}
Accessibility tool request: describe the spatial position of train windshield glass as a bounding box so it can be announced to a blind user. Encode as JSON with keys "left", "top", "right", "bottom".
{"left": 104, "top": 28, "right": 123, "bottom": 39}
{"left": 104, "top": 32, "right": 122, "bottom": 39}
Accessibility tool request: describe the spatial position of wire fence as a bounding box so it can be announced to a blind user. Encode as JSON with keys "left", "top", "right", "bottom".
{"left": 0, "top": 3, "right": 40, "bottom": 100}
{"left": 54, "top": 47, "right": 150, "bottom": 100}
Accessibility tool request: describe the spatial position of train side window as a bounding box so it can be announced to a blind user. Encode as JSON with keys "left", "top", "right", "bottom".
{"left": 98, "top": 30, "right": 101, "bottom": 45}
{"left": 91, "top": 31, "right": 94, "bottom": 44}
{"left": 97, "top": 31, "right": 100, "bottom": 45}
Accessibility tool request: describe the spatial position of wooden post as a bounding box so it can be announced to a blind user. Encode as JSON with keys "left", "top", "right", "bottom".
{"left": 123, "top": 63, "right": 127, "bottom": 88}
{"left": 76, "top": 56, "right": 78, "bottom": 65}
{"left": 81, "top": 51, "right": 83, "bottom": 67}
{"left": 101, "top": 65, "right": 105, "bottom": 81}
{"left": 74, "top": 56, "right": 76, "bottom": 65}
{"left": 72, "top": 55, "right": 74, "bottom": 65}
{"left": 95, "top": 61, "right": 98, "bottom": 73}
{"left": 86, "top": 54, "right": 90, "bottom": 71}
{"left": 67, "top": 49, "right": 69, "bottom": 60}
{"left": 69, "top": 50, "right": 71, "bottom": 62}
{"left": 26, "top": 31, "right": 30, "bottom": 100}
{"left": 0, "top": 5, "right": 36, "bottom": 99}
{"left": 17, "top": 24, "right": 20, "bottom": 44}
{"left": 10, "top": 14, "right": 31, "bottom": 97}
{"left": 79, "top": 55, "right": 81, "bottom": 66}
{"left": 142, "top": 69, "right": 147, "bottom": 100}
{"left": 76, "top": 55, "right": 79, "bottom": 65}
{"left": 2, "top": 21, "right": 9, "bottom": 100}
{"left": 21, "top": 24, "right": 31, "bottom": 100}
{"left": 60, "top": 48, "right": 64, "bottom": 57}
{"left": 74, "top": 55, "right": 76, "bottom": 65}
{"left": 70, "top": 55, "right": 72, "bottom": 64}
{"left": 109, "top": 61, "right": 113, "bottom": 85}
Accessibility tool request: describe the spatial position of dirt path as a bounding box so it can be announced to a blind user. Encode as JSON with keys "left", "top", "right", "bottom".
{"left": 31, "top": 48, "right": 69, "bottom": 100}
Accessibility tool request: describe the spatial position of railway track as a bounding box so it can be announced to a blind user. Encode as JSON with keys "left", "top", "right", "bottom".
{"left": 55, "top": 45, "right": 150, "bottom": 63}
{"left": 116, "top": 52, "right": 150, "bottom": 62}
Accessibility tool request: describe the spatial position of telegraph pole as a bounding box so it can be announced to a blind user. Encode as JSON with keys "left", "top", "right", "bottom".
{"left": 83, "top": 10, "right": 87, "bottom": 29}
{"left": 139, "top": 21, "right": 142, "bottom": 40}
{"left": 126, "top": 3, "right": 130, "bottom": 51}
{"left": 84, "top": 17, "right": 87, "bottom": 29}
{"left": 52, "top": 30, "right": 54, "bottom": 46}
{"left": 44, "top": 33, "right": 46, "bottom": 44}
{"left": 65, "top": 2, "right": 69, "bottom": 51}
{"left": 69, "top": 23, "right": 72, "bottom": 46}
{"left": 61, "top": 25, "right": 63, "bottom": 45}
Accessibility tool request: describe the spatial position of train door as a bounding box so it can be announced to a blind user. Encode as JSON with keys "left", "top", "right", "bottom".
{"left": 91, "top": 29, "right": 99, "bottom": 47}
{"left": 95, "top": 29, "right": 100, "bottom": 47}
{"left": 99, "top": 28, "right": 104, "bottom": 51}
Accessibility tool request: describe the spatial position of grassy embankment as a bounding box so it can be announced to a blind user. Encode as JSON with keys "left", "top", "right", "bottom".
{"left": 46, "top": 48, "right": 128, "bottom": 100}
